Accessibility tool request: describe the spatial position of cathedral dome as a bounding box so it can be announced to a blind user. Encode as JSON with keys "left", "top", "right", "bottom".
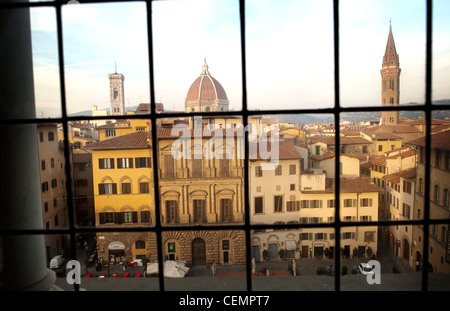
{"left": 185, "top": 59, "right": 229, "bottom": 112}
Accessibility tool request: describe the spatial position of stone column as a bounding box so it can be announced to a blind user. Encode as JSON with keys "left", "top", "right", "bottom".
{"left": 0, "top": 1, "right": 56, "bottom": 290}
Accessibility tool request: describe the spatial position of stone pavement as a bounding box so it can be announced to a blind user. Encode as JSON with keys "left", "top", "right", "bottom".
{"left": 53, "top": 241, "right": 450, "bottom": 291}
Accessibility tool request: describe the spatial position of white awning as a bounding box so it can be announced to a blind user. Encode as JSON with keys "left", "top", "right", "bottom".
{"left": 286, "top": 240, "right": 296, "bottom": 250}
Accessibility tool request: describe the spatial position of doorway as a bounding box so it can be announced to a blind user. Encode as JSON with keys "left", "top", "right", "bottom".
{"left": 192, "top": 238, "right": 206, "bottom": 265}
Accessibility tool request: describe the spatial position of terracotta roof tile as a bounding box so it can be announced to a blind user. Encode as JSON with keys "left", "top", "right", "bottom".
{"left": 302, "top": 178, "right": 380, "bottom": 194}
{"left": 83, "top": 131, "right": 150, "bottom": 150}
{"left": 407, "top": 129, "right": 450, "bottom": 150}
{"left": 72, "top": 153, "right": 92, "bottom": 163}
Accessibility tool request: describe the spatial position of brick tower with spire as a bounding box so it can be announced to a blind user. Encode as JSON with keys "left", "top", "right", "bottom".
{"left": 380, "top": 22, "right": 401, "bottom": 125}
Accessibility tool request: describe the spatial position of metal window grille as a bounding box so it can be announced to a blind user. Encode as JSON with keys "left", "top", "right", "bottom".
{"left": 0, "top": 0, "right": 449, "bottom": 292}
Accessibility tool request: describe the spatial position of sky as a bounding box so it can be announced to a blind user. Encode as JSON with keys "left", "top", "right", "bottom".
{"left": 30, "top": 0, "right": 450, "bottom": 118}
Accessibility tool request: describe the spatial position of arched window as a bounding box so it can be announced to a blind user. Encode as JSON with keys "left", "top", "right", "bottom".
{"left": 444, "top": 189, "right": 449, "bottom": 207}
{"left": 135, "top": 240, "right": 146, "bottom": 249}
{"left": 434, "top": 185, "right": 440, "bottom": 203}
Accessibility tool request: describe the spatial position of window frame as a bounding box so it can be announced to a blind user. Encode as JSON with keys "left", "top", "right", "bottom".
{"left": 0, "top": 0, "right": 444, "bottom": 293}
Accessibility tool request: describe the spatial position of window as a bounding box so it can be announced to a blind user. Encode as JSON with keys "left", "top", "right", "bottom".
{"left": 220, "top": 199, "right": 232, "bottom": 222}
{"left": 402, "top": 203, "right": 411, "bottom": 219}
{"left": 99, "top": 183, "right": 117, "bottom": 195}
{"left": 99, "top": 212, "right": 114, "bottom": 224}
{"left": 165, "top": 201, "right": 178, "bottom": 224}
{"left": 418, "top": 178, "right": 424, "bottom": 194}
{"left": 275, "top": 165, "right": 282, "bottom": 176}
{"left": 290, "top": 184, "right": 295, "bottom": 191}
{"left": 218, "top": 158, "right": 229, "bottom": 177}
{"left": 193, "top": 199, "right": 206, "bottom": 223}
{"left": 117, "top": 158, "right": 133, "bottom": 169}
{"left": 138, "top": 210, "right": 149, "bottom": 225}
{"left": 163, "top": 154, "right": 175, "bottom": 178}
{"left": 286, "top": 201, "right": 300, "bottom": 212}
{"left": 51, "top": 179, "right": 57, "bottom": 188}
{"left": 136, "top": 157, "right": 152, "bottom": 168}
{"left": 139, "top": 182, "right": 149, "bottom": 194}
{"left": 301, "top": 200, "right": 309, "bottom": 208}
{"left": 274, "top": 195, "right": 283, "bottom": 212}
{"left": 191, "top": 158, "right": 202, "bottom": 177}
{"left": 121, "top": 182, "right": 131, "bottom": 194}
{"left": 435, "top": 150, "right": 441, "bottom": 167}
{"left": 403, "top": 180, "right": 412, "bottom": 194}
{"left": 99, "top": 158, "right": 114, "bottom": 169}
{"left": 364, "top": 232, "right": 375, "bottom": 242}
{"left": 327, "top": 199, "right": 335, "bottom": 208}
{"left": 378, "top": 145, "right": 383, "bottom": 152}
{"left": 41, "top": 160, "right": 45, "bottom": 171}
{"left": 360, "top": 198, "right": 373, "bottom": 207}
{"left": 105, "top": 129, "right": 116, "bottom": 137}
{"left": 123, "top": 211, "right": 137, "bottom": 223}
{"left": 254, "top": 197, "right": 263, "bottom": 214}
{"left": 255, "top": 166, "right": 262, "bottom": 177}
{"left": 343, "top": 199, "right": 357, "bottom": 207}
{"left": 41, "top": 182, "right": 48, "bottom": 193}
{"left": 136, "top": 240, "right": 146, "bottom": 249}
{"left": 310, "top": 200, "right": 322, "bottom": 208}
{"left": 289, "top": 164, "right": 296, "bottom": 175}
{"left": 444, "top": 189, "right": 449, "bottom": 208}
{"left": 48, "top": 132, "right": 54, "bottom": 141}
{"left": 434, "top": 185, "right": 440, "bottom": 203}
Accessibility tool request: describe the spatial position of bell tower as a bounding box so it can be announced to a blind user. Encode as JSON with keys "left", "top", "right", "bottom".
{"left": 380, "top": 22, "right": 401, "bottom": 125}
{"left": 108, "top": 62, "right": 125, "bottom": 116}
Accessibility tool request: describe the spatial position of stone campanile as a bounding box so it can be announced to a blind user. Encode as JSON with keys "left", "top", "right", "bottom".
{"left": 380, "top": 23, "right": 401, "bottom": 125}
{"left": 108, "top": 64, "right": 125, "bottom": 116}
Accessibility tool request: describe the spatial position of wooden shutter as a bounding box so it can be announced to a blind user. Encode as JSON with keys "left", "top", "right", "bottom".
{"left": 112, "top": 183, "right": 117, "bottom": 194}
{"left": 114, "top": 212, "right": 123, "bottom": 224}
{"left": 99, "top": 159, "right": 104, "bottom": 169}
{"left": 98, "top": 184, "right": 105, "bottom": 195}
{"left": 99, "top": 213, "right": 106, "bottom": 224}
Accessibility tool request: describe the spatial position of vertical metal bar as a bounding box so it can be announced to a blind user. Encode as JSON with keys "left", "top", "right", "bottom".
{"left": 333, "top": 0, "right": 341, "bottom": 292}
{"left": 55, "top": 1, "right": 79, "bottom": 291}
{"left": 422, "top": 0, "right": 433, "bottom": 291}
{"left": 239, "top": 0, "right": 252, "bottom": 292}
{"left": 146, "top": 0, "right": 166, "bottom": 291}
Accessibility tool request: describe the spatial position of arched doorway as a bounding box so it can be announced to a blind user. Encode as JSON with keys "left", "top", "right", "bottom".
{"left": 192, "top": 238, "right": 206, "bottom": 265}
{"left": 108, "top": 241, "right": 126, "bottom": 263}
{"left": 402, "top": 239, "right": 410, "bottom": 261}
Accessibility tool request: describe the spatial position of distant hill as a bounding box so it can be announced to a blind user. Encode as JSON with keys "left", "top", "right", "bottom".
{"left": 38, "top": 99, "right": 450, "bottom": 122}
{"left": 276, "top": 100, "right": 450, "bottom": 125}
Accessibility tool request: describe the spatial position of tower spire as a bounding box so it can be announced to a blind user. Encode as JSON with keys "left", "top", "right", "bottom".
{"left": 380, "top": 22, "right": 401, "bottom": 125}
{"left": 383, "top": 22, "right": 399, "bottom": 67}
{"left": 115, "top": 61, "right": 117, "bottom": 74}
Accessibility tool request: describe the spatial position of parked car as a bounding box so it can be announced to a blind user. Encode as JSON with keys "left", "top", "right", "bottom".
{"left": 358, "top": 263, "right": 374, "bottom": 275}
{"left": 49, "top": 255, "right": 65, "bottom": 270}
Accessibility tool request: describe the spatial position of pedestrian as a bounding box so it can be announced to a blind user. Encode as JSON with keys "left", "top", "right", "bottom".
{"left": 211, "top": 262, "right": 216, "bottom": 277}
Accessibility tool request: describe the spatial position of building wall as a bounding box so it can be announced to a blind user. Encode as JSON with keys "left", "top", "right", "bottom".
{"left": 92, "top": 148, "right": 155, "bottom": 226}
{"left": 37, "top": 124, "right": 70, "bottom": 262}
{"left": 412, "top": 147, "right": 450, "bottom": 273}
{"left": 250, "top": 159, "right": 302, "bottom": 225}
